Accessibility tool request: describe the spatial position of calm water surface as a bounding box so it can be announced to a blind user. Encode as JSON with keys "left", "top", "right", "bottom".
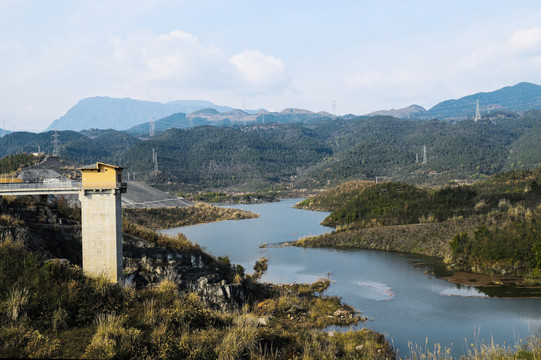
{"left": 160, "top": 199, "right": 541, "bottom": 357}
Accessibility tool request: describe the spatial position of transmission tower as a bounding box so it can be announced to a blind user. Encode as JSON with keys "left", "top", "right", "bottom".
{"left": 474, "top": 99, "right": 481, "bottom": 122}
{"left": 149, "top": 116, "right": 155, "bottom": 137}
{"left": 423, "top": 145, "right": 427, "bottom": 164}
{"left": 332, "top": 100, "right": 337, "bottom": 120}
{"left": 52, "top": 130, "right": 61, "bottom": 157}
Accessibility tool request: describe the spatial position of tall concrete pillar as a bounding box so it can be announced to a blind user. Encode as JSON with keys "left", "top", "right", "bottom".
{"left": 79, "top": 188, "right": 123, "bottom": 282}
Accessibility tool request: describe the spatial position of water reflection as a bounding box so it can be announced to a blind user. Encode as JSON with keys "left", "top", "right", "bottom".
{"left": 356, "top": 281, "right": 395, "bottom": 301}
{"left": 440, "top": 286, "right": 489, "bottom": 298}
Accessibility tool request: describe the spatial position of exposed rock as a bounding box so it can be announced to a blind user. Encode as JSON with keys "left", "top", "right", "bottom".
{"left": 1, "top": 202, "right": 245, "bottom": 311}
{"left": 333, "top": 309, "right": 350, "bottom": 318}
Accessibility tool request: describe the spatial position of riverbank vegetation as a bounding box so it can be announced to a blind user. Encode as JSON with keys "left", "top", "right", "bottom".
{"left": 123, "top": 202, "right": 258, "bottom": 230}
{"left": 405, "top": 332, "right": 541, "bottom": 360}
{"left": 296, "top": 167, "right": 541, "bottom": 281}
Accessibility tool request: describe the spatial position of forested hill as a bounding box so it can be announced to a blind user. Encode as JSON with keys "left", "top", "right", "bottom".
{"left": 0, "top": 129, "right": 140, "bottom": 165}
{"left": 118, "top": 111, "right": 541, "bottom": 190}
{"left": 120, "top": 124, "right": 332, "bottom": 189}
{"left": 295, "top": 167, "right": 541, "bottom": 279}
{"left": 425, "top": 82, "right": 541, "bottom": 120}
{"left": 369, "top": 82, "right": 541, "bottom": 120}
{"left": 2, "top": 111, "right": 541, "bottom": 191}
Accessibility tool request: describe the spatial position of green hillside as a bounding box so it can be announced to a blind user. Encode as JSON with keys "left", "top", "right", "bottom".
{"left": 62, "top": 129, "right": 140, "bottom": 164}
{"left": 0, "top": 131, "right": 83, "bottom": 158}
{"left": 73, "top": 111, "right": 541, "bottom": 190}
{"left": 119, "top": 124, "right": 332, "bottom": 189}
{"left": 424, "top": 82, "right": 541, "bottom": 120}
{"left": 298, "top": 116, "right": 516, "bottom": 187}
{"left": 296, "top": 167, "right": 541, "bottom": 278}
{"left": 2, "top": 110, "right": 541, "bottom": 192}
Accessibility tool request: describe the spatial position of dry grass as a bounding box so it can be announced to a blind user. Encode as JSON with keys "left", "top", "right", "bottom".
{"left": 4, "top": 287, "right": 30, "bottom": 322}
{"left": 296, "top": 180, "right": 374, "bottom": 211}
{"left": 123, "top": 202, "right": 259, "bottom": 230}
{"left": 0, "top": 214, "right": 23, "bottom": 226}
{"left": 83, "top": 312, "right": 143, "bottom": 359}
{"left": 403, "top": 331, "right": 541, "bottom": 360}
{"left": 122, "top": 218, "right": 200, "bottom": 251}
{"left": 296, "top": 216, "right": 483, "bottom": 258}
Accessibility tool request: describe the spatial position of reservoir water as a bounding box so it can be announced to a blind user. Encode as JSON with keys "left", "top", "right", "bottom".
{"left": 160, "top": 199, "right": 541, "bottom": 357}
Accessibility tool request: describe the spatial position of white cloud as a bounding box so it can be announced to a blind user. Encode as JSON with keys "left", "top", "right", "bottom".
{"left": 107, "top": 30, "right": 229, "bottom": 88}
{"left": 453, "top": 26, "right": 541, "bottom": 72}
{"left": 105, "top": 30, "right": 289, "bottom": 98}
{"left": 509, "top": 27, "right": 541, "bottom": 54}
{"left": 230, "top": 49, "right": 288, "bottom": 91}
{"left": 342, "top": 25, "right": 541, "bottom": 112}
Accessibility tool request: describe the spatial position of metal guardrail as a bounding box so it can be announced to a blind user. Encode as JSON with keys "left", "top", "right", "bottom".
{"left": 0, "top": 181, "right": 82, "bottom": 192}
{"left": 0, "top": 181, "right": 128, "bottom": 195}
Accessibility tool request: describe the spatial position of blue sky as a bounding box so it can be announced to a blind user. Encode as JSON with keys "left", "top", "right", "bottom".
{"left": 2, "top": 0, "right": 541, "bottom": 131}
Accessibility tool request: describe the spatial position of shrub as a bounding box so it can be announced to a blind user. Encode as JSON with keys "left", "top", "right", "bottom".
{"left": 4, "top": 287, "right": 30, "bottom": 322}
{"left": 83, "top": 312, "right": 145, "bottom": 359}
{"left": 0, "top": 323, "right": 60, "bottom": 358}
{"left": 215, "top": 316, "right": 259, "bottom": 360}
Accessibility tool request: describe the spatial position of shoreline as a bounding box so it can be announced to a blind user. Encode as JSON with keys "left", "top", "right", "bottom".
{"left": 293, "top": 229, "right": 541, "bottom": 298}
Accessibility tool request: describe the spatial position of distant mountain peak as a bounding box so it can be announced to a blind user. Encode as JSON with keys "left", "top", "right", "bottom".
{"left": 190, "top": 108, "right": 220, "bottom": 116}
{"left": 316, "top": 111, "right": 334, "bottom": 117}
{"left": 367, "top": 104, "right": 427, "bottom": 118}
{"left": 46, "top": 97, "right": 234, "bottom": 131}
{"left": 426, "top": 82, "right": 541, "bottom": 120}
{"left": 280, "top": 108, "right": 314, "bottom": 115}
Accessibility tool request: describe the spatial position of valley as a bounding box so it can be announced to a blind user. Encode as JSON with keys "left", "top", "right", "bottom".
{"left": 2, "top": 82, "right": 541, "bottom": 359}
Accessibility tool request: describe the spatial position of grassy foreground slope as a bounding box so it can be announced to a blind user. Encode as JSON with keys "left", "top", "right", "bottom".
{"left": 296, "top": 168, "right": 541, "bottom": 279}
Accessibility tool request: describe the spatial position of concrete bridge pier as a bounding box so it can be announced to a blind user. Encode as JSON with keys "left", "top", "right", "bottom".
{"left": 0, "top": 161, "right": 127, "bottom": 283}
{"left": 79, "top": 188, "right": 123, "bottom": 282}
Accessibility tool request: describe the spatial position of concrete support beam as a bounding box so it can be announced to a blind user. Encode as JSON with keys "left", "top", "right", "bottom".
{"left": 79, "top": 188, "right": 123, "bottom": 282}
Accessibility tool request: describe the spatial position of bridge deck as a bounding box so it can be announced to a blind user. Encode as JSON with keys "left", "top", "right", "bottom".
{"left": 0, "top": 182, "right": 82, "bottom": 195}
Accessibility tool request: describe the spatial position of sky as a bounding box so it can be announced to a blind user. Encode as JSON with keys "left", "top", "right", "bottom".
{"left": 2, "top": 1, "right": 541, "bottom": 132}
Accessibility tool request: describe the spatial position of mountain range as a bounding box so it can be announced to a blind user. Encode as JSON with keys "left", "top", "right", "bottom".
{"left": 46, "top": 97, "right": 236, "bottom": 131}
{"left": 45, "top": 82, "right": 541, "bottom": 132}
{"left": 3, "top": 108, "right": 541, "bottom": 191}
{"left": 368, "top": 82, "right": 541, "bottom": 120}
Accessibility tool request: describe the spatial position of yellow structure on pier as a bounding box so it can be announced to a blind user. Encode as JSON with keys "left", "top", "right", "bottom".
{"left": 80, "top": 162, "right": 126, "bottom": 191}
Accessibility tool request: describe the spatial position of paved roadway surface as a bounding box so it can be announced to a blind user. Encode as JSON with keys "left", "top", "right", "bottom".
{"left": 122, "top": 181, "right": 192, "bottom": 208}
